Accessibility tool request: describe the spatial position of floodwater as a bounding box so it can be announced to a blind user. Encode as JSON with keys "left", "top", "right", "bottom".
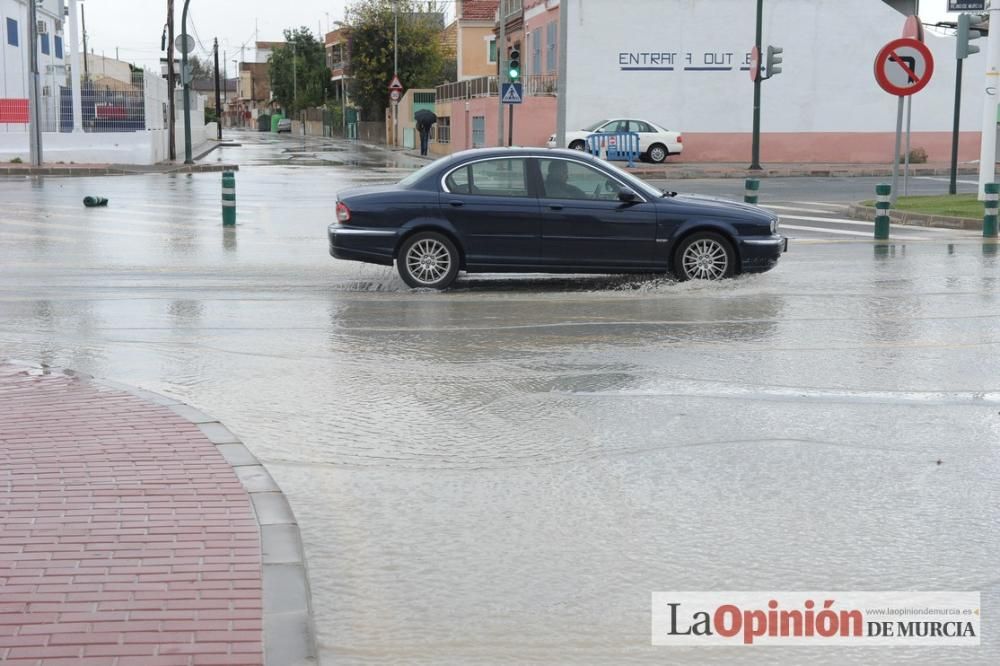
{"left": 1, "top": 134, "right": 998, "bottom": 664}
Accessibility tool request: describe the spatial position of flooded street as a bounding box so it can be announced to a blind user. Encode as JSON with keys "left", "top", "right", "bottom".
{"left": 1, "top": 134, "right": 998, "bottom": 664}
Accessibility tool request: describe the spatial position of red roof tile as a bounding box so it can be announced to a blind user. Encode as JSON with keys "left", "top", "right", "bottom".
{"left": 461, "top": 0, "right": 499, "bottom": 21}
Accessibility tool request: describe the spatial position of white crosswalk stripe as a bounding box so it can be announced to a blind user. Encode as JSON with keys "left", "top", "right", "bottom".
{"left": 763, "top": 201, "right": 977, "bottom": 241}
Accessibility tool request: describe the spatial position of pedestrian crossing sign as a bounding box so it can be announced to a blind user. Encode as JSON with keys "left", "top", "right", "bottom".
{"left": 501, "top": 83, "right": 523, "bottom": 104}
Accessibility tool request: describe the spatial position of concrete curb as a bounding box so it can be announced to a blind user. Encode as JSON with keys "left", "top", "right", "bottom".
{"left": 2, "top": 360, "right": 319, "bottom": 666}
{"left": 848, "top": 203, "right": 983, "bottom": 231}
{"left": 628, "top": 165, "right": 981, "bottom": 180}
{"left": 0, "top": 163, "right": 240, "bottom": 177}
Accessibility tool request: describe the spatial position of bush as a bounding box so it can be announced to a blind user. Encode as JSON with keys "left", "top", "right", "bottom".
{"left": 10, "top": 157, "right": 22, "bottom": 163}
{"left": 901, "top": 147, "right": 928, "bottom": 164}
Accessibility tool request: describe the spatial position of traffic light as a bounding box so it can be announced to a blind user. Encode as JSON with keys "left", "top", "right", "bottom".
{"left": 508, "top": 45, "right": 521, "bottom": 81}
{"left": 957, "top": 14, "right": 982, "bottom": 60}
{"left": 765, "top": 45, "right": 783, "bottom": 79}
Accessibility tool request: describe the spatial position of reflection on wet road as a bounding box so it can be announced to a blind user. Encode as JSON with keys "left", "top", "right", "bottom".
{"left": 1, "top": 134, "right": 997, "bottom": 664}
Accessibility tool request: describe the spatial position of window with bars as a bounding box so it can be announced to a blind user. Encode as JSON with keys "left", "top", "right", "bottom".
{"left": 437, "top": 116, "right": 451, "bottom": 144}
{"left": 472, "top": 116, "right": 485, "bottom": 147}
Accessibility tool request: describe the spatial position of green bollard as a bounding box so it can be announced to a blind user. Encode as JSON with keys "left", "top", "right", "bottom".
{"left": 984, "top": 183, "right": 998, "bottom": 238}
{"left": 744, "top": 178, "right": 760, "bottom": 205}
{"left": 83, "top": 196, "right": 108, "bottom": 207}
{"left": 222, "top": 170, "right": 236, "bottom": 226}
{"left": 874, "top": 183, "right": 891, "bottom": 240}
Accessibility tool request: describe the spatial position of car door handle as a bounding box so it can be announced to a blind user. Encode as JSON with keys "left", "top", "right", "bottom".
{"left": 448, "top": 201, "right": 464, "bottom": 207}
{"left": 548, "top": 204, "right": 563, "bottom": 211}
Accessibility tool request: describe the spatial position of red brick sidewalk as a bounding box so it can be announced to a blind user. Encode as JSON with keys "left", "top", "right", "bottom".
{"left": 0, "top": 365, "right": 264, "bottom": 666}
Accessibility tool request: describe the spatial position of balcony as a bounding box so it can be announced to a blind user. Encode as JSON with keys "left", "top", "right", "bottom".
{"left": 436, "top": 74, "right": 558, "bottom": 103}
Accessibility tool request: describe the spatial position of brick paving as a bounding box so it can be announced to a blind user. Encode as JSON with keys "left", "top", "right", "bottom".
{"left": 0, "top": 365, "right": 264, "bottom": 666}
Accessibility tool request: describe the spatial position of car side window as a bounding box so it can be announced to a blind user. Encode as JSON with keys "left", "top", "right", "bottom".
{"left": 540, "top": 159, "right": 622, "bottom": 202}
{"left": 446, "top": 159, "right": 528, "bottom": 197}
{"left": 631, "top": 121, "right": 654, "bottom": 133}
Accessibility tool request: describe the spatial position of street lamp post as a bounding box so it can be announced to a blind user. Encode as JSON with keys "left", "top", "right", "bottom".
{"left": 393, "top": 1, "right": 398, "bottom": 146}
{"left": 750, "top": 0, "right": 763, "bottom": 170}
{"left": 181, "top": 0, "right": 193, "bottom": 164}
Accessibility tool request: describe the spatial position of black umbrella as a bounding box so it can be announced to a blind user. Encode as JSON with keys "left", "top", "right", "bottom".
{"left": 414, "top": 109, "right": 437, "bottom": 127}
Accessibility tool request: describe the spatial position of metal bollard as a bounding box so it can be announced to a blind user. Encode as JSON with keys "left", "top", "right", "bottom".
{"left": 874, "top": 183, "right": 891, "bottom": 240}
{"left": 222, "top": 170, "right": 236, "bottom": 226}
{"left": 984, "top": 183, "right": 999, "bottom": 238}
{"left": 744, "top": 178, "right": 760, "bottom": 205}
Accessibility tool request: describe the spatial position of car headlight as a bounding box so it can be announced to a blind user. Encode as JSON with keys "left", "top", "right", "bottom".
{"left": 770, "top": 219, "right": 778, "bottom": 234}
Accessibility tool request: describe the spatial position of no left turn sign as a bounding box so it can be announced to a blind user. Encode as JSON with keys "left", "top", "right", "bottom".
{"left": 874, "top": 37, "right": 934, "bottom": 97}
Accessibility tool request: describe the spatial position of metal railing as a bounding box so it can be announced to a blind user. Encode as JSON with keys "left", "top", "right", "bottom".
{"left": 436, "top": 76, "right": 499, "bottom": 103}
{"left": 521, "top": 74, "right": 558, "bottom": 96}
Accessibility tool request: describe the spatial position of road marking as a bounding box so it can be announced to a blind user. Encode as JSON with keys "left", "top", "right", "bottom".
{"left": 915, "top": 176, "right": 979, "bottom": 186}
{"left": 763, "top": 204, "right": 846, "bottom": 215}
{"left": 780, "top": 223, "right": 930, "bottom": 239}
{"left": 784, "top": 201, "right": 850, "bottom": 209}
{"left": 779, "top": 213, "right": 965, "bottom": 234}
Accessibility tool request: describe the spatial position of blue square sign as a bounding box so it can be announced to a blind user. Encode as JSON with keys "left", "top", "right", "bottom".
{"left": 501, "top": 83, "right": 523, "bottom": 104}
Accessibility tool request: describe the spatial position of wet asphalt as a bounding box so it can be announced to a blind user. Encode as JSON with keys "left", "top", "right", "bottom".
{"left": 0, "top": 132, "right": 998, "bottom": 664}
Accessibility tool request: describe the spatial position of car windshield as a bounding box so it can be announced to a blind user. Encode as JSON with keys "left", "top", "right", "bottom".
{"left": 590, "top": 157, "right": 666, "bottom": 199}
{"left": 397, "top": 161, "right": 438, "bottom": 188}
{"left": 581, "top": 119, "right": 609, "bottom": 132}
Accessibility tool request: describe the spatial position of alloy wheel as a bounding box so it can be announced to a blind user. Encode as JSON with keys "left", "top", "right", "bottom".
{"left": 405, "top": 238, "right": 452, "bottom": 286}
{"left": 682, "top": 239, "right": 729, "bottom": 280}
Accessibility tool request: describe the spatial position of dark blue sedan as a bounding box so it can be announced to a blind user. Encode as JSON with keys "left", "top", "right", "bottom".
{"left": 328, "top": 148, "right": 786, "bottom": 289}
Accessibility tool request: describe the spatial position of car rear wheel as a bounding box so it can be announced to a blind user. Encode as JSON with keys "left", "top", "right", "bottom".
{"left": 647, "top": 143, "right": 669, "bottom": 163}
{"left": 569, "top": 140, "right": 586, "bottom": 151}
{"left": 673, "top": 232, "right": 736, "bottom": 281}
{"left": 397, "top": 232, "right": 460, "bottom": 289}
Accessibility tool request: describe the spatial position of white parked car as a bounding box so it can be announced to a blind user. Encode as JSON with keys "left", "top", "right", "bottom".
{"left": 548, "top": 118, "right": 683, "bottom": 163}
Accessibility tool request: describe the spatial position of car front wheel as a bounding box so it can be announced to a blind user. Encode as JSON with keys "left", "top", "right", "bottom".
{"left": 673, "top": 232, "right": 736, "bottom": 281}
{"left": 397, "top": 232, "right": 460, "bottom": 289}
{"left": 569, "top": 140, "right": 586, "bottom": 151}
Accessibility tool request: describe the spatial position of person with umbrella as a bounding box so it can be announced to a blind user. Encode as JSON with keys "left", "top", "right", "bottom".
{"left": 414, "top": 109, "right": 437, "bottom": 157}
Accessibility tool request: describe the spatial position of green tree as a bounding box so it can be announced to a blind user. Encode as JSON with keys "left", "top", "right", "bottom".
{"left": 187, "top": 55, "right": 214, "bottom": 80}
{"left": 269, "top": 28, "right": 333, "bottom": 115}
{"left": 346, "top": 0, "right": 447, "bottom": 120}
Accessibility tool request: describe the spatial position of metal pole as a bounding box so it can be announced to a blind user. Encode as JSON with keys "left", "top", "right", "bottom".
{"left": 497, "top": 2, "right": 505, "bottom": 147}
{"left": 68, "top": 0, "right": 83, "bottom": 133}
{"left": 27, "top": 0, "right": 42, "bottom": 165}
{"left": 81, "top": 3, "right": 89, "bottom": 79}
{"left": 904, "top": 95, "right": 912, "bottom": 196}
{"left": 555, "top": 0, "right": 568, "bottom": 148}
{"left": 950, "top": 57, "right": 963, "bottom": 196}
{"left": 750, "top": 0, "right": 763, "bottom": 170}
{"left": 393, "top": 2, "right": 398, "bottom": 146}
{"left": 167, "top": 0, "right": 176, "bottom": 159}
{"left": 214, "top": 38, "right": 222, "bottom": 140}
{"left": 508, "top": 103, "right": 513, "bottom": 146}
{"left": 978, "top": 2, "right": 1000, "bottom": 198}
{"left": 181, "top": 0, "right": 193, "bottom": 164}
{"left": 891, "top": 96, "right": 903, "bottom": 204}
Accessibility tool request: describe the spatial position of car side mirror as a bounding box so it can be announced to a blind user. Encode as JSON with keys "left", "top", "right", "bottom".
{"left": 617, "top": 187, "right": 639, "bottom": 203}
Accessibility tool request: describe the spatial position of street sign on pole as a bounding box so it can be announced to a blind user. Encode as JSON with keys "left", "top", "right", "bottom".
{"left": 389, "top": 89, "right": 401, "bottom": 103}
{"left": 501, "top": 83, "right": 523, "bottom": 104}
{"left": 948, "top": 1, "right": 986, "bottom": 11}
{"left": 749, "top": 46, "right": 760, "bottom": 83}
{"left": 874, "top": 38, "right": 934, "bottom": 97}
{"left": 175, "top": 34, "right": 195, "bottom": 55}
{"left": 388, "top": 74, "right": 403, "bottom": 91}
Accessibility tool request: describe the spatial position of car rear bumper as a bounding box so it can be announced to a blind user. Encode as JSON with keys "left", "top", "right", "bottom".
{"left": 328, "top": 225, "right": 397, "bottom": 266}
{"left": 740, "top": 235, "right": 787, "bottom": 273}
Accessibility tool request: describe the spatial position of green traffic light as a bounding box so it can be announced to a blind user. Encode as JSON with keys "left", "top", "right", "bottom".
{"left": 509, "top": 68, "right": 520, "bottom": 79}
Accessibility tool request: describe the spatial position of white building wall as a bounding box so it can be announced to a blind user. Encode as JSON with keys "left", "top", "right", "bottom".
{"left": 564, "top": 0, "right": 987, "bottom": 162}
{"left": 1, "top": 0, "right": 68, "bottom": 131}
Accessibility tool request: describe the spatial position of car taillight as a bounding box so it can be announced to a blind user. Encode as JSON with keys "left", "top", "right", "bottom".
{"left": 336, "top": 201, "right": 351, "bottom": 223}
{"left": 677, "top": 135, "right": 683, "bottom": 143}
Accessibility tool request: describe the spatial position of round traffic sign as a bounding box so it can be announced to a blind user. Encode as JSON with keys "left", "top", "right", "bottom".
{"left": 175, "top": 34, "right": 195, "bottom": 55}
{"left": 390, "top": 89, "right": 401, "bottom": 102}
{"left": 749, "top": 46, "right": 760, "bottom": 83}
{"left": 874, "top": 38, "right": 934, "bottom": 97}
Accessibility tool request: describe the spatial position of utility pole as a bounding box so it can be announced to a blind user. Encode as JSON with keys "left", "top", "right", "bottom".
{"left": 214, "top": 38, "right": 222, "bottom": 140}
{"left": 68, "top": 0, "right": 83, "bottom": 133}
{"left": 293, "top": 42, "right": 298, "bottom": 112}
{"left": 27, "top": 0, "right": 43, "bottom": 165}
{"left": 167, "top": 0, "right": 176, "bottom": 160}
{"left": 497, "top": 2, "right": 506, "bottom": 147}
{"left": 979, "top": 3, "right": 1000, "bottom": 198}
{"left": 750, "top": 0, "right": 763, "bottom": 170}
{"left": 555, "top": 0, "right": 568, "bottom": 149}
{"left": 223, "top": 50, "right": 227, "bottom": 130}
{"left": 181, "top": 0, "right": 193, "bottom": 164}
{"left": 81, "top": 2, "right": 89, "bottom": 79}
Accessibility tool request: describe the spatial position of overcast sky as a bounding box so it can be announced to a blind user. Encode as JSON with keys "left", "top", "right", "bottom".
{"left": 81, "top": 0, "right": 955, "bottom": 74}
{"left": 82, "top": 0, "right": 354, "bottom": 71}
